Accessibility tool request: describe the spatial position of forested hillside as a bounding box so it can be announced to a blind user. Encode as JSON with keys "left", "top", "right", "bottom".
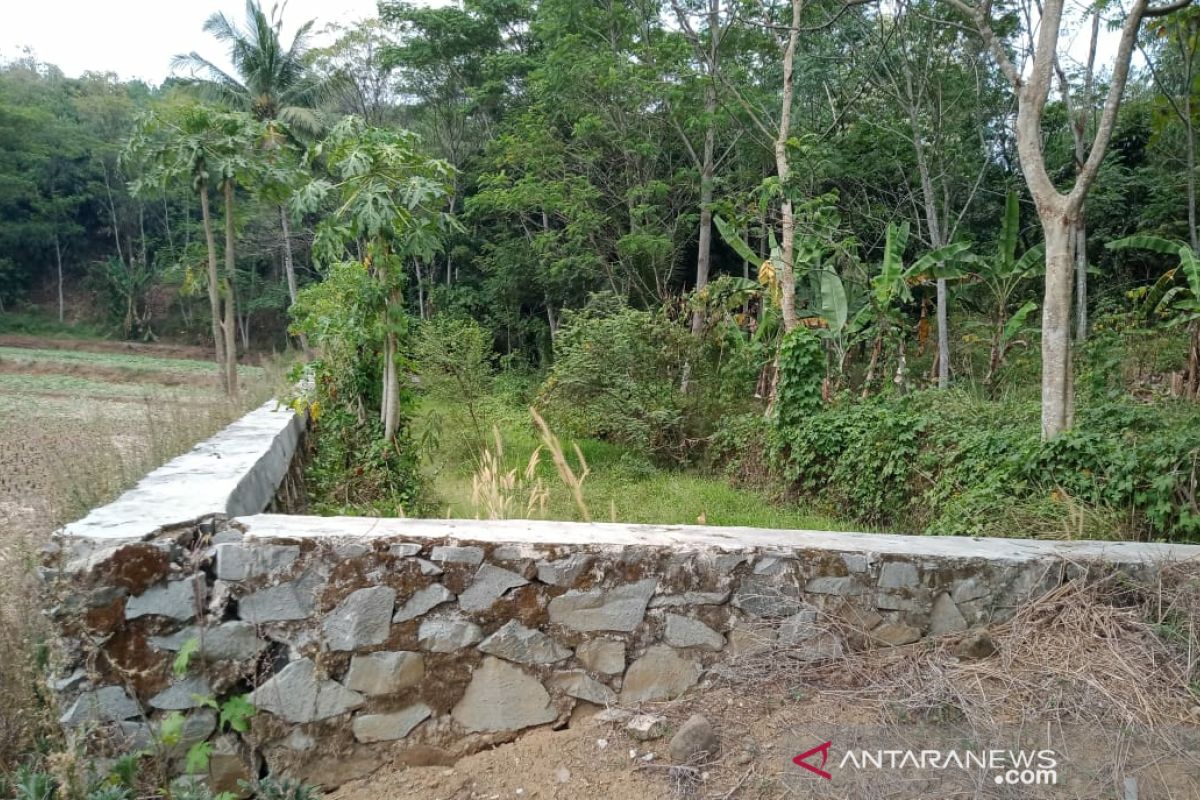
{"left": 4, "top": 0, "right": 1200, "bottom": 539}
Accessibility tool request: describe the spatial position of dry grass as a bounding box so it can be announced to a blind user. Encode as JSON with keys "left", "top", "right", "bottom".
{"left": 0, "top": 348, "right": 277, "bottom": 772}
{"left": 469, "top": 427, "right": 548, "bottom": 520}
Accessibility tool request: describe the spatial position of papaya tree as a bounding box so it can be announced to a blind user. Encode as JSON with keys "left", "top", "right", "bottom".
{"left": 293, "top": 117, "right": 458, "bottom": 441}
{"left": 126, "top": 103, "right": 260, "bottom": 395}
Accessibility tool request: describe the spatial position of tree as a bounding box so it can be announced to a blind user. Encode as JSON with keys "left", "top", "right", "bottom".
{"left": 869, "top": 1, "right": 994, "bottom": 386}
{"left": 293, "top": 117, "right": 459, "bottom": 440}
{"left": 127, "top": 103, "right": 262, "bottom": 394}
{"left": 174, "top": 0, "right": 334, "bottom": 354}
{"left": 948, "top": 0, "right": 1197, "bottom": 438}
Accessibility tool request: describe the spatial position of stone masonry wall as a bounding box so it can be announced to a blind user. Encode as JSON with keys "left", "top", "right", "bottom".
{"left": 42, "top": 399, "right": 1200, "bottom": 793}
{"left": 43, "top": 514, "right": 1200, "bottom": 792}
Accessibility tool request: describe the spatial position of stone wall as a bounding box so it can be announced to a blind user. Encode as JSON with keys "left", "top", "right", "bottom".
{"left": 42, "top": 400, "right": 1200, "bottom": 792}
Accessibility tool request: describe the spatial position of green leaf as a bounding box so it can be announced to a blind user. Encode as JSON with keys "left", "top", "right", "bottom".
{"left": 818, "top": 266, "right": 847, "bottom": 332}
{"left": 185, "top": 741, "right": 212, "bottom": 775}
{"left": 220, "top": 694, "right": 256, "bottom": 733}
{"left": 713, "top": 215, "right": 760, "bottom": 265}
{"left": 998, "top": 191, "right": 1019, "bottom": 268}
{"left": 173, "top": 638, "right": 199, "bottom": 679}
{"left": 158, "top": 711, "right": 185, "bottom": 747}
{"left": 1000, "top": 300, "right": 1038, "bottom": 347}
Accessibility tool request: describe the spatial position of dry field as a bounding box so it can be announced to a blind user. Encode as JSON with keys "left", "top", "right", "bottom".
{"left": 0, "top": 339, "right": 273, "bottom": 768}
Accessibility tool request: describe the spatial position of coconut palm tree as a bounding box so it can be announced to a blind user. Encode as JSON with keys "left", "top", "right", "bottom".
{"left": 172, "top": 0, "right": 328, "bottom": 135}
{"left": 173, "top": 2, "right": 336, "bottom": 357}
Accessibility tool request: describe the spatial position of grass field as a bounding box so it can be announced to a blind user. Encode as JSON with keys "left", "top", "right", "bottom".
{"left": 415, "top": 397, "right": 854, "bottom": 531}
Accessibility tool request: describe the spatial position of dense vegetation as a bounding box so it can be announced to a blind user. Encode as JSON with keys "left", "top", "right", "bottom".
{"left": 4, "top": 0, "right": 1200, "bottom": 541}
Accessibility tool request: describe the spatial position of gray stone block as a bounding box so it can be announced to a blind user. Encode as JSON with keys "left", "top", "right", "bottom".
{"left": 576, "top": 638, "right": 625, "bottom": 675}
{"left": 214, "top": 543, "right": 299, "bottom": 581}
{"left": 389, "top": 543, "right": 422, "bottom": 557}
{"left": 149, "top": 676, "right": 211, "bottom": 710}
{"left": 649, "top": 590, "right": 730, "bottom": 608}
{"left": 732, "top": 574, "right": 805, "bottom": 617}
{"left": 662, "top": 614, "right": 725, "bottom": 651}
{"left": 459, "top": 564, "right": 528, "bottom": 612}
{"left": 548, "top": 578, "right": 657, "bottom": 632}
{"left": 324, "top": 586, "right": 395, "bottom": 651}
{"left": 451, "top": 657, "right": 556, "bottom": 733}
{"left": 878, "top": 562, "right": 920, "bottom": 589}
{"left": 929, "top": 592, "right": 968, "bottom": 635}
{"left": 60, "top": 686, "right": 140, "bottom": 727}
{"left": 239, "top": 575, "right": 317, "bottom": 623}
{"left": 479, "top": 620, "right": 571, "bottom": 665}
{"left": 430, "top": 545, "right": 484, "bottom": 565}
{"left": 620, "top": 645, "right": 701, "bottom": 703}
{"left": 344, "top": 651, "right": 424, "bottom": 695}
{"left": 805, "top": 576, "right": 868, "bottom": 596}
{"left": 418, "top": 617, "right": 483, "bottom": 652}
{"left": 249, "top": 659, "right": 363, "bottom": 723}
{"left": 393, "top": 583, "right": 455, "bottom": 623}
{"left": 536, "top": 554, "right": 593, "bottom": 586}
{"left": 550, "top": 670, "right": 615, "bottom": 705}
{"left": 353, "top": 704, "right": 432, "bottom": 742}
{"left": 125, "top": 575, "right": 203, "bottom": 621}
{"left": 149, "top": 621, "right": 268, "bottom": 661}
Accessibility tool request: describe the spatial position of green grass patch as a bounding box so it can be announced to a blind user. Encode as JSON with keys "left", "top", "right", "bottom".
{"left": 0, "top": 310, "right": 110, "bottom": 339}
{"left": 415, "top": 398, "right": 851, "bottom": 530}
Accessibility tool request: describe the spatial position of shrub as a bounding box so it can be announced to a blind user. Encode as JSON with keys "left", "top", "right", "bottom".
{"left": 291, "top": 261, "right": 422, "bottom": 514}
{"left": 770, "top": 390, "right": 1200, "bottom": 541}
{"left": 537, "top": 295, "right": 698, "bottom": 462}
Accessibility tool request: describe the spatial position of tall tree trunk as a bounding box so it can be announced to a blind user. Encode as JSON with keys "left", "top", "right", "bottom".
{"left": 382, "top": 287, "right": 401, "bottom": 441}
{"left": 1040, "top": 212, "right": 1074, "bottom": 438}
{"left": 1186, "top": 98, "right": 1198, "bottom": 254}
{"left": 279, "top": 205, "right": 311, "bottom": 356}
{"left": 223, "top": 181, "right": 239, "bottom": 396}
{"left": 54, "top": 234, "right": 64, "bottom": 324}
{"left": 912, "top": 122, "right": 950, "bottom": 388}
{"left": 198, "top": 182, "right": 227, "bottom": 389}
{"left": 690, "top": 0, "right": 720, "bottom": 337}
{"left": 774, "top": 0, "right": 802, "bottom": 333}
{"left": 690, "top": 85, "right": 717, "bottom": 336}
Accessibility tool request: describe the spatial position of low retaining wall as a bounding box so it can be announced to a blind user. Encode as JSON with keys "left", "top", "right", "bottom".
{"left": 42, "top": 400, "right": 1200, "bottom": 792}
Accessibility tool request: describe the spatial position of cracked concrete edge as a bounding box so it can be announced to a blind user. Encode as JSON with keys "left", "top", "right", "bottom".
{"left": 58, "top": 398, "right": 304, "bottom": 542}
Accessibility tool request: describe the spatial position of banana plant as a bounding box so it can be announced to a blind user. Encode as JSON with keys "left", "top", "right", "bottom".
{"left": 1108, "top": 234, "right": 1200, "bottom": 396}
{"left": 975, "top": 192, "right": 1044, "bottom": 390}
{"left": 858, "top": 221, "right": 971, "bottom": 394}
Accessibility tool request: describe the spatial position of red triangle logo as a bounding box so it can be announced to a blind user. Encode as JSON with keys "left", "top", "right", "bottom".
{"left": 793, "top": 740, "right": 833, "bottom": 780}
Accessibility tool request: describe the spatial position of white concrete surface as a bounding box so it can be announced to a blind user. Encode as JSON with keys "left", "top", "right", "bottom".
{"left": 235, "top": 514, "right": 1200, "bottom": 565}
{"left": 60, "top": 400, "right": 303, "bottom": 541}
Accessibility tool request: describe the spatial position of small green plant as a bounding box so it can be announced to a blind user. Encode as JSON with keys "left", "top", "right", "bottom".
{"left": 774, "top": 327, "right": 825, "bottom": 431}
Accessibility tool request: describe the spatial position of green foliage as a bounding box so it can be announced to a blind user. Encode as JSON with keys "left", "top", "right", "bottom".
{"left": 771, "top": 390, "right": 1200, "bottom": 540}
{"left": 172, "top": 638, "right": 199, "bottom": 678}
{"left": 774, "top": 327, "right": 825, "bottom": 431}
{"left": 539, "top": 296, "right": 699, "bottom": 462}
{"left": 291, "top": 260, "right": 423, "bottom": 513}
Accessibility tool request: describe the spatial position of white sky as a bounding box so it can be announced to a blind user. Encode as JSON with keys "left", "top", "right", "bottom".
{"left": 0, "top": 0, "right": 381, "bottom": 84}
